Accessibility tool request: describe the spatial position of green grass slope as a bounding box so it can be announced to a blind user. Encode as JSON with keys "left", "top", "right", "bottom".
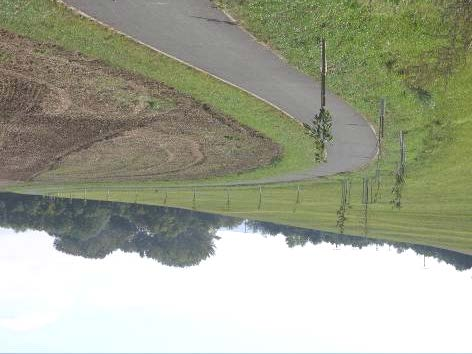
{"left": 206, "top": 0, "right": 472, "bottom": 247}
{"left": 219, "top": 0, "right": 471, "bottom": 173}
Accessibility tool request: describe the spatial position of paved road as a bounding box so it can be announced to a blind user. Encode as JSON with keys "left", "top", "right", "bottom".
{"left": 63, "top": 0, "right": 378, "bottom": 183}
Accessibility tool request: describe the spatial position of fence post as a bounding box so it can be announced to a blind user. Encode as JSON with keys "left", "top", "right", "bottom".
{"left": 257, "top": 186, "right": 262, "bottom": 210}
{"left": 362, "top": 177, "right": 369, "bottom": 205}
{"left": 400, "top": 130, "right": 406, "bottom": 166}
{"left": 380, "top": 98, "right": 386, "bottom": 139}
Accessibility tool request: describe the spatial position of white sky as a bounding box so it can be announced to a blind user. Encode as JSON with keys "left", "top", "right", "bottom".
{"left": 0, "top": 227, "right": 471, "bottom": 353}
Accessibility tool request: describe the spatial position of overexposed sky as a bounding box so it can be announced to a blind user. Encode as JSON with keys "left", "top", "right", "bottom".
{"left": 0, "top": 227, "right": 471, "bottom": 353}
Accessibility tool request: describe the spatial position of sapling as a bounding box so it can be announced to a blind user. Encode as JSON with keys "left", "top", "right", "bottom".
{"left": 303, "top": 107, "right": 333, "bottom": 162}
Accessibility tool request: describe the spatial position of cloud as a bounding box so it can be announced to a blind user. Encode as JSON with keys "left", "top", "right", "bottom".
{"left": 0, "top": 312, "right": 59, "bottom": 332}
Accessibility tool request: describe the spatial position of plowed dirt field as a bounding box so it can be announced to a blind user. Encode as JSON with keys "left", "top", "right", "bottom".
{"left": 0, "top": 29, "right": 280, "bottom": 183}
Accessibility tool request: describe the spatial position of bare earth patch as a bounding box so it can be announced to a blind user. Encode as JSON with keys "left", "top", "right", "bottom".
{"left": 0, "top": 29, "right": 281, "bottom": 182}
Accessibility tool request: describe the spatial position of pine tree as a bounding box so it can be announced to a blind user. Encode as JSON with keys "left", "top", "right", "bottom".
{"left": 303, "top": 107, "right": 333, "bottom": 162}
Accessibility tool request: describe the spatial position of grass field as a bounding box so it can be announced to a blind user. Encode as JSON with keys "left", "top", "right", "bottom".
{"left": 2, "top": 0, "right": 472, "bottom": 253}
{"left": 16, "top": 175, "right": 472, "bottom": 254}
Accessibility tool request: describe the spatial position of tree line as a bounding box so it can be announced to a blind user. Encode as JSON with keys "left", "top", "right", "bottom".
{"left": 0, "top": 192, "right": 471, "bottom": 270}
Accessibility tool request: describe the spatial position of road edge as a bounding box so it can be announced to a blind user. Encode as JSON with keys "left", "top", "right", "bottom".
{"left": 55, "top": 0, "right": 300, "bottom": 124}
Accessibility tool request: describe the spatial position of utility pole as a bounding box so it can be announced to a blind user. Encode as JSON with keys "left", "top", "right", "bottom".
{"left": 320, "top": 38, "right": 327, "bottom": 109}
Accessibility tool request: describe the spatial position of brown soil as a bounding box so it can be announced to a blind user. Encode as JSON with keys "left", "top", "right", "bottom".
{"left": 0, "top": 29, "right": 281, "bottom": 182}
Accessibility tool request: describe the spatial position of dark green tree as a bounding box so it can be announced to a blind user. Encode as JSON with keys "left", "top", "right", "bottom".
{"left": 303, "top": 107, "right": 333, "bottom": 162}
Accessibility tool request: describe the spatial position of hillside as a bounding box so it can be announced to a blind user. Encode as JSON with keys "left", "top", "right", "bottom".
{"left": 219, "top": 0, "right": 471, "bottom": 174}
{"left": 3, "top": 0, "right": 472, "bottom": 253}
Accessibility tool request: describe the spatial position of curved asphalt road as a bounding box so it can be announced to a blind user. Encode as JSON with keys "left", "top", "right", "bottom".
{"left": 63, "top": 0, "right": 378, "bottom": 184}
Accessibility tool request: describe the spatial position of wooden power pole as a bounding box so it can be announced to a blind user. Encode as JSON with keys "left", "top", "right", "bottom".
{"left": 320, "top": 38, "right": 327, "bottom": 109}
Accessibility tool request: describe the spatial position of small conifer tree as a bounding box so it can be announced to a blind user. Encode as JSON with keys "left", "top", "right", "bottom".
{"left": 303, "top": 107, "right": 333, "bottom": 162}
